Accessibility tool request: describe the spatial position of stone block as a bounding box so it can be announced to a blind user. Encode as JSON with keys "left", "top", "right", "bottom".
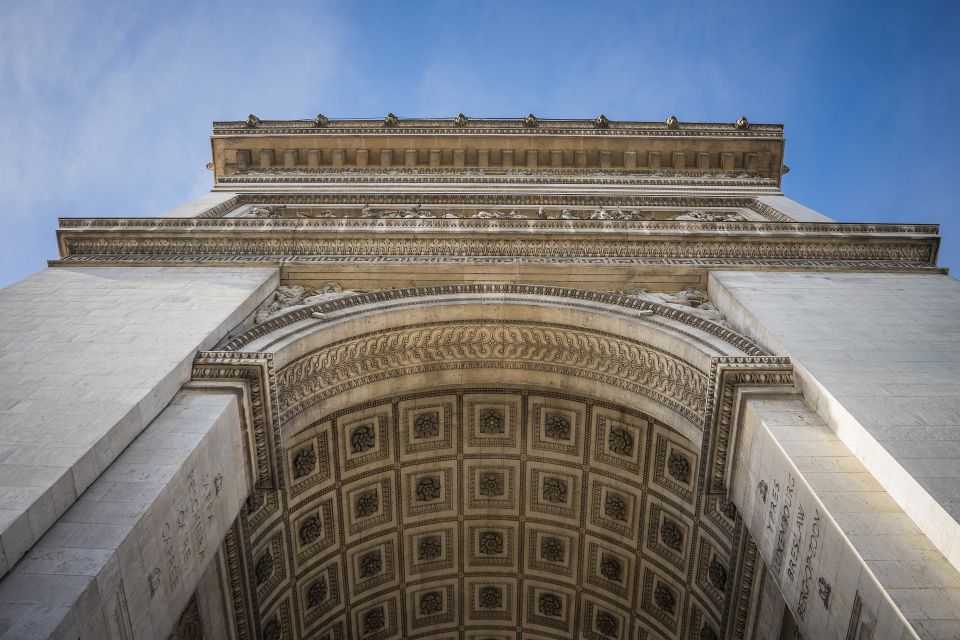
{"left": 0, "top": 267, "right": 276, "bottom": 577}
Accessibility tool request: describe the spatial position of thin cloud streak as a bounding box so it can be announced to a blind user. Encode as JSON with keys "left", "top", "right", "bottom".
{"left": 1, "top": 0, "right": 958, "bottom": 286}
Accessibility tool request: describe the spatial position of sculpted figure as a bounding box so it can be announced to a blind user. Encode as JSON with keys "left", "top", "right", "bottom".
{"left": 523, "top": 113, "right": 538, "bottom": 128}
{"left": 255, "top": 285, "right": 310, "bottom": 322}
{"left": 400, "top": 204, "right": 438, "bottom": 219}
{"left": 240, "top": 205, "right": 283, "bottom": 219}
{"left": 302, "top": 282, "right": 347, "bottom": 305}
{"left": 675, "top": 210, "right": 712, "bottom": 221}
{"left": 255, "top": 282, "right": 353, "bottom": 323}
{"left": 612, "top": 205, "right": 647, "bottom": 220}
{"left": 628, "top": 286, "right": 724, "bottom": 322}
{"left": 471, "top": 209, "right": 525, "bottom": 219}
{"left": 675, "top": 210, "right": 744, "bottom": 222}
{"left": 590, "top": 207, "right": 612, "bottom": 219}
{"left": 735, "top": 115, "right": 749, "bottom": 130}
{"left": 665, "top": 114, "right": 679, "bottom": 129}
{"left": 296, "top": 209, "right": 336, "bottom": 219}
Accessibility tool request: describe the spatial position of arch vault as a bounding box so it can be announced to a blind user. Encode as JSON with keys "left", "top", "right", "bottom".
{"left": 191, "top": 285, "right": 793, "bottom": 640}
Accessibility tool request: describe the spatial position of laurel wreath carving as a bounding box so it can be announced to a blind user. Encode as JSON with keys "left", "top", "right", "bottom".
{"left": 275, "top": 323, "right": 708, "bottom": 426}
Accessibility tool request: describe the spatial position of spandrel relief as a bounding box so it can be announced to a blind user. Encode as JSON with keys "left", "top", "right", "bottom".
{"left": 627, "top": 286, "right": 725, "bottom": 323}
{"left": 227, "top": 203, "right": 750, "bottom": 222}
{"left": 254, "top": 282, "right": 357, "bottom": 323}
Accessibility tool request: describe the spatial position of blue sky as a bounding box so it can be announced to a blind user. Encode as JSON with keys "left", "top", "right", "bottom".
{"left": 1, "top": 0, "right": 958, "bottom": 287}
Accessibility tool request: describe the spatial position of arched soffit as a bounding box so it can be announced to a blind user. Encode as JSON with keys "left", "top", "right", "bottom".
{"left": 193, "top": 285, "right": 792, "bottom": 501}
{"left": 214, "top": 285, "right": 768, "bottom": 440}
{"left": 240, "top": 385, "right": 743, "bottom": 640}
{"left": 221, "top": 285, "right": 768, "bottom": 360}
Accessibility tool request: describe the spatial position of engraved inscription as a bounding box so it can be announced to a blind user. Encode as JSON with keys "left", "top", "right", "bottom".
{"left": 797, "top": 509, "right": 822, "bottom": 620}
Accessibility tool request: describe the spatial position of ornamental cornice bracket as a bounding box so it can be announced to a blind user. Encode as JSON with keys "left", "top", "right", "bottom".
{"left": 703, "top": 357, "right": 797, "bottom": 496}
{"left": 191, "top": 352, "right": 282, "bottom": 490}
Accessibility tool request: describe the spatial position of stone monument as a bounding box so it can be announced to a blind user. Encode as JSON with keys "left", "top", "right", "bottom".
{"left": 0, "top": 114, "right": 956, "bottom": 639}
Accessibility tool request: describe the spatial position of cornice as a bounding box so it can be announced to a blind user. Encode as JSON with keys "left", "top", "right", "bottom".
{"left": 55, "top": 216, "right": 939, "bottom": 236}
{"left": 212, "top": 116, "right": 784, "bottom": 139}
{"left": 211, "top": 116, "right": 785, "bottom": 185}
{"left": 51, "top": 256, "right": 944, "bottom": 273}
{"left": 191, "top": 194, "right": 789, "bottom": 219}
{"left": 214, "top": 169, "right": 780, "bottom": 189}
{"left": 55, "top": 233, "right": 939, "bottom": 265}
{"left": 53, "top": 199, "right": 941, "bottom": 270}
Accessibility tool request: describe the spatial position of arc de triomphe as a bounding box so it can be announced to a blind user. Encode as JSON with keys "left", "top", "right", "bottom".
{"left": 0, "top": 115, "right": 956, "bottom": 640}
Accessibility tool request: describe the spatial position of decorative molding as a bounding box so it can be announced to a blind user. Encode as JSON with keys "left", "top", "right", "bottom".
{"left": 271, "top": 320, "right": 709, "bottom": 427}
{"left": 202, "top": 309, "right": 798, "bottom": 640}
{"left": 61, "top": 194, "right": 787, "bottom": 220}
{"left": 703, "top": 358, "right": 796, "bottom": 495}
{"left": 211, "top": 116, "right": 784, "bottom": 138}
{"left": 216, "top": 284, "right": 767, "bottom": 356}
{"left": 191, "top": 353, "right": 281, "bottom": 489}
{"left": 53, "top": 255, "right": 944, "bottom": 278}
{"left": 57, "top": 214, "right": 938, "bottom": 236}
{"left": 216, "top": 170, "right": 780, "bottom": 190}
{"left": 726, "top": 532, "right": 761, "bottom": 640}
{"left": 223, "top": 522, "right": 253, "bottom": 640}
{"left": 59, "top": 235, "right": 937, "bottom": 265}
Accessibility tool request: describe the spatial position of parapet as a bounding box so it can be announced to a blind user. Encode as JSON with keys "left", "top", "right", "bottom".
{"left": 210, "top": 114, "right": 786, "bottom": 184}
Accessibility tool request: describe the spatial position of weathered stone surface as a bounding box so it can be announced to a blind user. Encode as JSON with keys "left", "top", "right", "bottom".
{"left": 0, "top": 267, "right": 276, "bottom": 576}
{"left": 0, "top": 389, "right": 248, "bottom": 640}
{"left": 730, "top": 394, "right": 960, "bottom": 639}
{"left": 712, "top": 271, "right": 960, "bottom": 574}
{"left": 4, "top": 115, "right": 957, "bottom": 639}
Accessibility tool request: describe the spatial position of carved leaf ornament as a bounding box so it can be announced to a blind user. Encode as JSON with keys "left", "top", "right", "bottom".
{"left": 276, "top": 323, "right": 707, "bottom": 425}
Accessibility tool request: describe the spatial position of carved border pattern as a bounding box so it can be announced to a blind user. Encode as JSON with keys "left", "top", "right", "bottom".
{"left": 727, "top": 531, "right": 760, "bottom": 640}
{"left": 54, "top": 194, "right": 796, "bottom": 221}
{"left": 212, "top": 118, "right": 783, "bottom": 137}
{"left": 272, "top": 321, "right": 709, "bottom": 426}
{"left": 54, "top": 255, "right": 942, "bottom": 277}
{"left": 220, "top": 284, "right": 767, "bottom": 356}
{"left": 191, "top": 353, "right": 281, "bottom": 489}
{"left": 218, "top": 171, "right": 778, "bottom": 188}
{"left": 702, "top": 358, "right": 795, "bottom": 495}
{"left": 223, "top": 522, "right": 253, "bottom": 640}
{"left": 198, "top": 193, "right": 779, "bottom": 219}
{"left": 60, "top": 236, "right": 935, "bottom": 264}
{"left": 57, "top": 215, "right": 939, "bottom": 235}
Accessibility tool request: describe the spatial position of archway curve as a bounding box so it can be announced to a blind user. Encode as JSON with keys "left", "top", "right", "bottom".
{"left": 259, "top": 383, "right": 738, "bottom": 640}
{"left": 193, "top": 285, "right": 792, "bottom": 640}
{"left": 219, "top": 284, "right": 768, "bottom": 358}
{"left": 226, "top": 285, "right": 766, "bottom": 440}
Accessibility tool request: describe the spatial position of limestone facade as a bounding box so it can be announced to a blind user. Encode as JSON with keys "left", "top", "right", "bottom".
{"left": 0, "top": 115, "right": 956, "bottom": 640}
